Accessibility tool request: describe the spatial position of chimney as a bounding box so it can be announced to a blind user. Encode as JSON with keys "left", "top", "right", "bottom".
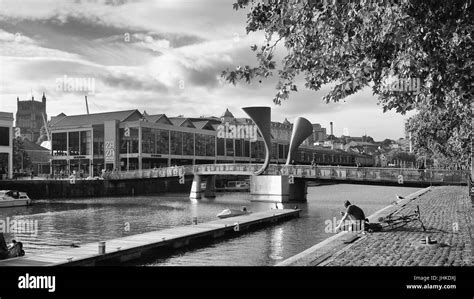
{"left": 330, "top": 122, "right": 333, "bottom": 136}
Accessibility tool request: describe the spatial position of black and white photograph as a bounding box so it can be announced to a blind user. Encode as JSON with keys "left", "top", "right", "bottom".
{"left": 0, "top": 0, "right": 472, "bottom": 297}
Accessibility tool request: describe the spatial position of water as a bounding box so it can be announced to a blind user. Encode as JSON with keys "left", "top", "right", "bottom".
{"left": 0, "top": 184, "right": 421, "bottom": 265}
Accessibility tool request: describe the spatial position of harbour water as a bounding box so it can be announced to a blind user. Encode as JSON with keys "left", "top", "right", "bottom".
{"left": 0, "top": 184, "right": 421, "bottom": 266}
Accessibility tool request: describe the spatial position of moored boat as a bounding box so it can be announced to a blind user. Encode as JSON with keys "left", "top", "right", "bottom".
{"left": 0, "top": 190, "right": 32, "bottom": 208}
{"left": 217, "top": 207, "right": 250, "bottom": 219}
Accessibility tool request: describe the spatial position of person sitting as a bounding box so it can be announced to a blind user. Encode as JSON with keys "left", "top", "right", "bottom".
{"left": 335, "top": 200, "right": 368, "bottom": 232}
{"left": 0, "top": 233, "right": 8, "bottom": 259}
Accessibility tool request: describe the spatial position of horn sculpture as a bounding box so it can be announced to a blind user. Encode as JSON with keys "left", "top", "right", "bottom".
{"left": 242, "top": 107, "right": 271, "bottom": 176}
{"left": 285, "top": 117, "right": 313, "bottom": 166}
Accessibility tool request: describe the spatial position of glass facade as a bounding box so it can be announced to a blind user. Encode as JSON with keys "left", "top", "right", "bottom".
{"left": 50, "top": 119, "right": 314, "bottom": 172}
{"left": 0, "top": 127, "right": 9, "bottom": 146}
{"left": 216, "top": 138, "right": 224, "bottom": 156}
{"left": 80, "top": 131, "right": 91, "bottom": 155}
{"left": 93, "top": 125, "right": 104, "bottom": 156}
{"left": 156, "top": 129, "right": 169, "bottom": 154}
{"left": 225, "top": 139, "right": 234, "bottom": 157}
{"left": 52, "top": 132, "right": 67, "bottom": 156}
{"left": 183, "top": 132, "right": 194, "bottom": 156}
{"left": 170, "top": 131, "right": 183, "bottom": 155}
{"left": 205, "top": 135, "right": 215, "bottom": 157}
{"left": 142, "top": 127, "right": 155, "bottom": 154}
{"left": 119, "top": 127, "right": 139, "bottom": 154}
{"left": 68, "top": 132, "right": 79, "bottom": 156}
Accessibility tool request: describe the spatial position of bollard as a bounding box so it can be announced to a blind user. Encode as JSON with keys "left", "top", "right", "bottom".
{"left": 98, "top": 241, "right": 106, "bottom": 254}
{"left": 192, "top": 217, "right": 198, "bottom": 225}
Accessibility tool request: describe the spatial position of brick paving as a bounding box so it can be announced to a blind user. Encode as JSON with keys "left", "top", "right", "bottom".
{"left": 321, "top": 186, "right": 471, "bottom": 266}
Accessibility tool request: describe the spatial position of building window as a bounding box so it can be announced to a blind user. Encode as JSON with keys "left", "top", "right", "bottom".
{"left": 170, "top": 131, "right": 183, "bottom": 155}
{"left": 235, "top": 139, "right": 243, "bottom": 157}
{"left": 80, "top": 131, "right": 91, "bottom": 155}
{"left": 205, "top": 135, "right": 215, "bottom": 157}
{"left": 216, "top": 138, "right": 225, "bottom": 156}
{"left": 271, "top": 143, "right": 278, "bottom": 159}
{"left": 225, "top": 139, "right": 234, "bottom": 157}
{"left": 68, "top": 131, "right": 80, "bottom": 156}
{"left": 278, "top": 144, "right": 284, "bottom": 159}
{"left": 119, "top": 127, "right": 139, "bottom": 154}
{"left": 195, "top": 134, "right": 206, "bottom": 156}
{"left": 244, "top": 140, "right": 250, "bottom": 157}
{"left": 52, "top": 132, "right": 67, "bottom": 156}
{"left": 156, "top": 129, "right": 169, "bottom": 155}
{"left": 93, "top": 125, "right": 104, "bottom": 156}
{"left": 0, "top": 127, "right": 9, "bottom": 146}
{"left": 183, "top": 132, "right": 194, "bottom": 156}
{"left": 142, "top": 127, "right": 156, "bottom": 154}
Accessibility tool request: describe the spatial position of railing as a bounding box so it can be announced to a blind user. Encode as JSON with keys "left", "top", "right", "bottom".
{"left": 103, "top": 164, "right": 468, "bottom": 185}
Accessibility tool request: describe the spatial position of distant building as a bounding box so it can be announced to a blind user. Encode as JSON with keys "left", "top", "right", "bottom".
{"left": 48, "top": 108, "right": 362, "bottom": 175}
{"left": 304, "top": 123, "right": 327, "bottom": 146}
{"left": 397, "top": 138, "right": 411, "bottom": 152}
{"left": 344, "top": 141, "right": 379, "bottom": 155}
{"left": 16, "top": 93, "right": 47, "bottom": 142}
{"left": 21, "top": 139, "right": 51, "bottom": 175}
{"left": 0, "top": 112, "right": 14, "bottom": 179}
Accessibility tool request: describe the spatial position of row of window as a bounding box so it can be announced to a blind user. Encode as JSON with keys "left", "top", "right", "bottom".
{"left": 50, "top": 127, "right": 363, "bottom": 165}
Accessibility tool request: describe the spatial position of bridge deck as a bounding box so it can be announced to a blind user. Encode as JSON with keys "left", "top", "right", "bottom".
{"left": 0, "top": 209, "right": 300, "bottom": 266}
{"left": 102, "top": 164, "right": 467, "bottom": 186}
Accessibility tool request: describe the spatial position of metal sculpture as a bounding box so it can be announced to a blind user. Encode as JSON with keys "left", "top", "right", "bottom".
{"left": 285, "top": 117, "right": 313, "bottom": 165}
{"left": 242, "top": 107, "right": 271, "bottom": 175}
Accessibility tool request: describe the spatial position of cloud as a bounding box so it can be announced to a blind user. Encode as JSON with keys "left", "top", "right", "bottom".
{"left": 0, "top": 0, "right": 409, "bottom": 141}
{"left": 100, "top": 71, "right": 168, "bottom": 92}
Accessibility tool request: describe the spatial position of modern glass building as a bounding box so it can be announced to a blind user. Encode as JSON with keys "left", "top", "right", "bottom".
{"left": 49, "top": 109, "right": 364, "bottom": 176}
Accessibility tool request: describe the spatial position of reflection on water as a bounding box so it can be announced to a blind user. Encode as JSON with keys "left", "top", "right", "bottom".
{"left": 0, "top": 184, "right": 421, "bottom": 266}
{"left": 269, "top": 226, "right": 284, "bottom": 261}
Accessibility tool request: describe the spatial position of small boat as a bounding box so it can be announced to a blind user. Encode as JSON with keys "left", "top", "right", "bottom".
{"left": 0, "top": 190, "right": 32, "bottom": 208}
{"left": 217, "top": 207, "right": 250, "bottom": 219}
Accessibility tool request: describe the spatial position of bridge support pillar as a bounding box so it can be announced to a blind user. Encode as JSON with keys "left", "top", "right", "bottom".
{"left": 190, "top": 175, "right": 216, "bottom": 199}
{"left": 250, "top": 175, "right": 307, "bottom": 203}
{"left": 204, "top": 175, "right": 216, "bottom": 198}
{"left": 190, "top": 174, "right": 203, "bottom": 199}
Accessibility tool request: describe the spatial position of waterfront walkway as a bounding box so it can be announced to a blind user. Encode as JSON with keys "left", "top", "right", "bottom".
{"left": 278, "top": 186, "right": 472, "bottom": 266}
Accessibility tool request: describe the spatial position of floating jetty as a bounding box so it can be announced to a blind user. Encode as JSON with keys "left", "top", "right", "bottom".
{"left": 0, "top": 209, "right": 300, "bottom": 266}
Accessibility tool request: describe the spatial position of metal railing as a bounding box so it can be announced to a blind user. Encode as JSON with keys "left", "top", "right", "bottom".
{"left": 103, "top": 164, "right": 468, "bottom": 184}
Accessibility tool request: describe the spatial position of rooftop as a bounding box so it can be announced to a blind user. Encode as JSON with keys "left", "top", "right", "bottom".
{"left": 51, "top": 110, "right": 142, "bottom": 127}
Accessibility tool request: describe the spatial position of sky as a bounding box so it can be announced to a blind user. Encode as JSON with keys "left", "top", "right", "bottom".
{"left": 0, "top": 0, "right": 412, "bottom": 140}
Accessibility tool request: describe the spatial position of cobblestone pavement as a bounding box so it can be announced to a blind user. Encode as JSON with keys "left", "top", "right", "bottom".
{"left": 323, "top": 186, "right": 472, "bottom": 266}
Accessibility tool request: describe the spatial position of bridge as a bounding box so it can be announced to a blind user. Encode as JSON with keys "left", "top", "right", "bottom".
{"left": 85, "top": 106, "right": 468, "bottom": 203}
{"left": 101, "top": 164, "right": 468, "bottom": 202}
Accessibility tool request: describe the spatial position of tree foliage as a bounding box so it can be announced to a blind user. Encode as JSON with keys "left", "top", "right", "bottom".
{"left": 13, "top": 137, "right": 31, "bottom": 171}
{"left": 223, "top": 0, "right": 472, "bottom": 166}
{"left": 407, "top": 94, "right": 471, "bottom": 169}
{"left": 386, "top": 148, "right": 416, "bottom": 164}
